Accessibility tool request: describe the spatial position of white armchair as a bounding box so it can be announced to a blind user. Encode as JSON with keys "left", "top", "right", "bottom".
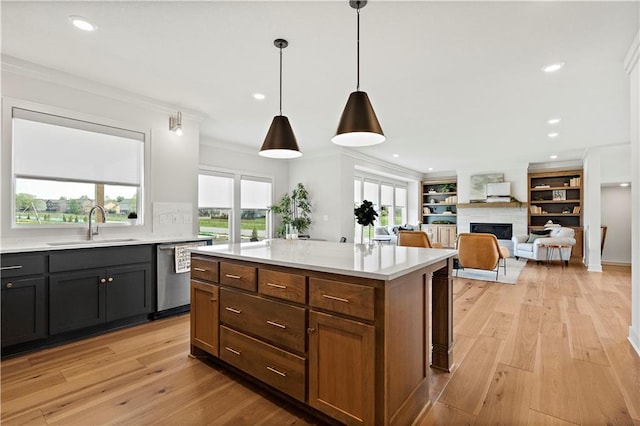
{"left": 373, "top": 226, "right": 397, "bottom": 244}
{"left": 512, "top": 227, "right": 576, "bottom": 265}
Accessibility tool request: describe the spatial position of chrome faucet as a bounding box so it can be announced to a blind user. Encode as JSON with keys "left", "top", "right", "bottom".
{"left": 88, "top": 205, "right": 107, "bottom": 240}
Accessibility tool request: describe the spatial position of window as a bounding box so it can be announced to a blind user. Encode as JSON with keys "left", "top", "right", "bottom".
{"left": 198, "top": 174, "right": 233, "bottom": 243}
{"left": 198, "top": 170, "right": 272, "bottom": 243}
{"left": 354, "top": 174, "right": 408, "bottom": 242}
{"left": 12, "top": 107, "right": 144, "bottom": 226}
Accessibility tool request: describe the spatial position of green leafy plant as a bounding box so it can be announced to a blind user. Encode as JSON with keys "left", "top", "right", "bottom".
{"left": 354, "top": 200, "right": 378, "bottom": 227}
{"left": 270, "top": 183, "right": 312, "bottom": 237}
{"left": 128, "top": 212, "right": 138, "bottom": 219}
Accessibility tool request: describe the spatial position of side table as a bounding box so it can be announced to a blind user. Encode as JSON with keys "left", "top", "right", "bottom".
{"left": 542, "top": 243, "right": 570, "bottom": 267}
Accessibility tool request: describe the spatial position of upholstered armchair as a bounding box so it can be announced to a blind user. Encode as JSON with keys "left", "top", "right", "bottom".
{"left": 397, "top": 231, "right": 443, "bottom": 248}
{"left": 456, "top": 233, "right": 509, "bottom": 279}
{"left": 511, "top": 227, "right": 576, "bottom": 265}
{"left": 373, "top": 226, "right": 397, "bottom": 244}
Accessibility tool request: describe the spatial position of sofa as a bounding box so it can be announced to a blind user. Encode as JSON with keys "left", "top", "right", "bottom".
{"left": 511, "top": 226, "right": 576, "bottom": 265}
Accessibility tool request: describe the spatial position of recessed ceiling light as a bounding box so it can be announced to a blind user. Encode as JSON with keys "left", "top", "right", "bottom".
{"left": 620, "top": 182, "right": 630, "bottom": 187}
{"left": 547, "top": 118, "right": 561, "bottom": 125}
{"left": 69, "top": 15, "right": 97, "bottom": 32}
{"left": 549, "top": 155, "right": 558, "bottom": 159}
{"left": 541, "top": 62, "right": 565, "bottom": 73}
{"left": 428, "top": 167, "right": 433, "bottom": 171}
{"left": 253, "top": 93, "right": 265, "bottom": 100}
{"left": 393, "top": 154, "right": 399, "bottom": 158}
{"left": 547, "top": 132, "right": 559, "bottom": 138}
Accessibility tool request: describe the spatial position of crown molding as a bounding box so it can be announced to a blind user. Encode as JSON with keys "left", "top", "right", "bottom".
{"left": 342, "top": 149, "right": 423, "bottom": 181}
{"left": 1, "top": 55, "right": 207, "bottom": 121}
{"left": 624, "top": 30, "right": 639, "bottom": 74}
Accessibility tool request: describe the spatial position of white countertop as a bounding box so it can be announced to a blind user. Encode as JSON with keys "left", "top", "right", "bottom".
{"left": 0, "top": 235, "right": 212, "bottom": 254}
{"left": 191, "top": 239, "right": 457, "bottom": 281}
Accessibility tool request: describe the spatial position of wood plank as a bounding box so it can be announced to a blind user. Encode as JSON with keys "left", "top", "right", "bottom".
{"left": 530, "top": 334, "right": 581, "bottom": 424}
{"left": 574, "top": 359, "right": 635, "bottom": 425}
{"left": 566, "top": 312, "right": 609, "bottom": 365}
{"left": 527, "top": 409, "right": 579, "bottom": 425}
{"left": 417, "top": 402, "right": 476, "bottom": 426}
{"left": 601, "top": 338, "right": 640, "bottom": 420}
{"left": 476, "top": 363, "right": 534, "bottom": 425}
{"left": 438, "top": 335, "right": 503, "bottom": 415}
{"left": 501, "top": 304, "right": 541, "bottom": 372}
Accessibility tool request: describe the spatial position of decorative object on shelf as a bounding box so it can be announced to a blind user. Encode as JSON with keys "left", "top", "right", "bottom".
{"left": 354, "top": 199, "right": 378, "bottom": 243}
{"left": 127, "top": 211, "right": 137, "bottom": 225}
{"left": 169, "top": 111, "right": 183, "bottom": 136}
{"left": 259, "top": 39, "right": 302, "bottom": 159}
{"left": 469, "top": 173, "right": 504, "bottom": 202}
{"left": 552, "top": 189, "right": 566, "bottom": 200}
{"left": 332, "top": 0, "right": 384, "bottom": 147}
{"left": 270, "top": 183, "right": 311, "bottom": 238}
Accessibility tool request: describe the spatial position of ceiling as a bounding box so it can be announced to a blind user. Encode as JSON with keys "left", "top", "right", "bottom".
{"left": 2, "top": 1, "right": 638, "bottom": 174}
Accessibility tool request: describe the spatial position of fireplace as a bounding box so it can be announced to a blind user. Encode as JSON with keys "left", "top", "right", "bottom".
{"left": 470, "top": 222, "right": 513, "bottom": 240}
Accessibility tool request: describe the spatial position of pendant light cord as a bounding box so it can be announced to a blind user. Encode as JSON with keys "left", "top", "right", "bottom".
{"left": 356, "top": 5, "right": 360, "bottom": 91}
{"left": 279, "top": 45, "right": 283, "bottom": 116}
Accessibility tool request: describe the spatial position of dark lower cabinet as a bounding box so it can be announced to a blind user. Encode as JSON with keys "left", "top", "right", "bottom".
{"left": 50, "top": 261, "right": 152, "bottom": 334}
{"left": 1, "top": 277, "right": 47, "bottom": 346}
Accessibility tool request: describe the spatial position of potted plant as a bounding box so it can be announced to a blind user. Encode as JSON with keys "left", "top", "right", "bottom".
{"left": 127, "top": 211, "right": 137, "bottom": 225}
{"left": 270, "top": 183, "right": 312, "bottom": 238}
{"left": 354, "top": 200, "right": 378, "bottom": 243}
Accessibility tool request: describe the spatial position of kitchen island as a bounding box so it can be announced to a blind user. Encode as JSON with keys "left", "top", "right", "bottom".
{"left": 189, "top": 239, "right": 455, "bottom": 425}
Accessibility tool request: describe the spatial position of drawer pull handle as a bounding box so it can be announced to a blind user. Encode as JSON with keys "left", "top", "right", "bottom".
{"left": 100, "top": 278, "right": 107, "bottom": 283}
{"left": 266, "top": 366, "right": 287, "bottom": 377}
{"left": 6, "top": 282, "right": 14, "bottom": 288}
{"left": 210, "top": 298, "right": 217, "bottom": 302}
{"left": 225, "top": 307, "right": 242, "bottom": 314}
{"left": 225, "top": 274, "right": 241, "bottom": 279}
{"left": 193, "top": 267, "right": 206, "bottom": 272}
{"left": 322, "top": 294, "right": 349, "bottom": 303}
{"left": 307, "top": 328, "right": 316, "bottom": 334}
{"left": 107, "top": 277, "right": 114, "bottom": 282}
{"left": 224, "top": 347, "right": 241, "bottom": 355}
{"left": 266, "top": 282, "right": 287, "bottom": 289}
{"left": 266, "top": 320, "right": 286, "bottom": 329}
{"left": 0, "top": 265, "right": 23, "bottom": 271}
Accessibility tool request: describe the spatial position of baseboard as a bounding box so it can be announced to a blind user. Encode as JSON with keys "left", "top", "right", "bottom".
{"left": 601, "top": 262, "right": 632, "bottom": 272}
{"left": 601, "top": 261, "right": 632, "bottom": 267}
{"left": 628, "top": 326, "right": 640, "bottom": 357}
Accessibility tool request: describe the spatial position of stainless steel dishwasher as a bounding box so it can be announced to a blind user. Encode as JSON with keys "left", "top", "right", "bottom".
{"left": 155, "top": 240, "right": 209, "bottom": 318}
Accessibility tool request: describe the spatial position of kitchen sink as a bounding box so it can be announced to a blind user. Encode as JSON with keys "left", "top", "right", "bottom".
{"left": 47, "top": 238, "right": 140, "bottom": 246}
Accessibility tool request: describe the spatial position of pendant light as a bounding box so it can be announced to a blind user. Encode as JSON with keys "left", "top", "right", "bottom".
{"left": 259, "top": 39, "right": 302, "bottom": 159}
{"left": 332, "top": 0, "right": 385, "bottom": 147}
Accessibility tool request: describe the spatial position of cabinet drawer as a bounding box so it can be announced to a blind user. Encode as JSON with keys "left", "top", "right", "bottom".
{"left": 0, "top": 254, "right": 45, "bottom": 278}
{"left": 309, "top": 278, "right": 375, "bottom": 321}
{"left": 220, "top": 262, "right": 257, "bottom": 292}
{"left": 220, "top": 288, "right": 306, "bottom": 353}
{"left": 191, "top": 256, "right": 219, "bottom": 283}
{"left": 258, "top": 269, "right": 306, "bottom": 304}
{"left": 220, "top": 326, "right": 305, "bottom": 402}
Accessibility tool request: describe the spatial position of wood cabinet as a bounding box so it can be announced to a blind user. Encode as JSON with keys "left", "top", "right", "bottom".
{"left": 190, "top": 251, "right": 454, "bottom": 425}
{"left": 421, "top": 178, "right": 457, "bottom": 226}
{"left": 528, "top": 169, "right": 583, "bottom": 259}
{"left": 49, "top": 246, "right": 152, "bottom": 334}
{"left": 422, "top": 224, "right": 457, "bottom": 248}
{"left": 1, "top": 253, "right": 47, "bottom": 347}
{"left": 190, "top": 281, "right": 219, "bottom": 356}
{"left": 308, "top": 310, "right": 375, "bottom": 425}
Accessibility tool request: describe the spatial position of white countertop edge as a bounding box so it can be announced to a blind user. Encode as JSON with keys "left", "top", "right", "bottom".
{"left": 0, "top": 235, "right": 212, "bottom": 254}
{"left": 191, "top": 242, "right": 457, "bottom": 281}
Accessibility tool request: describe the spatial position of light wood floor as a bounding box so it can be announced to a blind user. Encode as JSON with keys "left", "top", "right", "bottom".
{"left": 1, "top": 261, "right": 638, "bottom": 425}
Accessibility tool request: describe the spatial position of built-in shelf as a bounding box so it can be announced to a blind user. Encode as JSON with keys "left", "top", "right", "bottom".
{"left": 530, "top": 213, "right": 580, "bottom": 217}
{"left": 457, "top": 202, "right": 528, "bottom": 209}
{"left": 423, "top": 214, "right": 457, "bottom": 217}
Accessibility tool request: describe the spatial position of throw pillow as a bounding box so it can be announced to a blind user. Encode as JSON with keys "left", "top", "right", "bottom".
{"left": 526, "top": 233, "right": 545, "bottom": 243}
{"left": 531, "top": 229, "right": 551, "bottom": 236}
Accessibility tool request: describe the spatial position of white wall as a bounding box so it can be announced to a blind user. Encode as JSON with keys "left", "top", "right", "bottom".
{"left": 600, "top": 186, "right": 632, "bottom": 264}
{"left": 1, "top": 57, "right": 201, "bottom": 240}
{"left": 584, "top": 150, "right": 603, "bottom": 272}
{"left": 601, "top": 144, "right": 632, "bottom": 184}
{"left": 625, "top": 30, "right": 639, "bottom": 355}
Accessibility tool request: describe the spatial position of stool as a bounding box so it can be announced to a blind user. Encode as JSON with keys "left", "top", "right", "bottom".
{"left": 543, "top": 243, "right": 570, "bottom": 267}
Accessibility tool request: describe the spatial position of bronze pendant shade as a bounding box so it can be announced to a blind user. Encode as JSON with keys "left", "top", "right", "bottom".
{"left": 332, "top": 0, "right": 385, "bottom": 147}
{"left": 259, "top": 39, "right": 302, "bottom": 159}
{"left": 332, "top": 90, "right": 384, "bottom": 147}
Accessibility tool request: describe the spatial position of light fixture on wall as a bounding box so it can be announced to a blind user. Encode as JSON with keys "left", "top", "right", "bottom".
{"left": 169, "top": 111, "right": 183, "bottom": 136}
{"left": 259, "top": 39, "right": 302, "bottom": 159}
{"left": 332, "top": 0, "right": 384, "bottom": 147}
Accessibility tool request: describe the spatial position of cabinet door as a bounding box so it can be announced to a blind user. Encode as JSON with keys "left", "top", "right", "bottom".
{"left": 423, "top": 225, "right": 439, "bottom": 244}
{"left": 1, "top": 277, "right": 47, "bottom": 346}
{"left": 308, "top": 311, "right": 375, "bottom": 425}
{"left": 190, "top": 281, "right": 219, "bottom": 356}
{"left": 50, "top": 269, "right": 105, "bottom": 334}
{"left": 439, "top": 226, "right": 457, "bottom": 248}
{"left": 105, "top": 264, "right": 152, "bottom": 321}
